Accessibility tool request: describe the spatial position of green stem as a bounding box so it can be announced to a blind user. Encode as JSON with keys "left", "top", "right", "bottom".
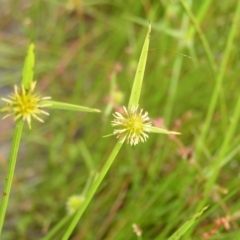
{"left": 187, "top": 0, "right": 212, "bottom": 39}
{"left": 61, "top": 141, "right": 123, "bottom": 240}
{"left": 42, "top": 172, "right": 95, "bottom": 240}
{"left": 180, "top": 0, "right": 216, "bottom": 77}
{"left": 164, "top": 56, "right": 183, "bottom": 126}
{"left": 41, "top": 215, "right": 72, "bottom": 240}
{"left": 199, "top": 0, "right": 240, "bottom": 197}
{"left": 180, "top": 0, "right": 218, "bottom": 160}
{"left": 205, "top": 94, "right": 240, "bottom": 200}
{"left": 185, "top": 0, "right": 240, "bottom": 238}
{"left": 0, "top": 120, "right": 24, "bottom": 236}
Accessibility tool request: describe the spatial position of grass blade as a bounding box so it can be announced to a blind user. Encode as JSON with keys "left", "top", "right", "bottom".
{"left": 149, "top": 126, "right": 180, "bottom": 135}
{"left": 167, "top": 206, "right": 208, "bottom": 240}
{"left": 128, "top": 24, "right": 151, "bottom": 109}
{"left": 21, "top": 43, "right": 35, "bottom": 90}
{"left": 180, "top": 0, "right": 216, "bottom": 77}
{"left": 43, "top": 100, "right": 101, "bottom": 113}
{"left": 197, "top": 0, "right": 240, "bottom": 208}
{"left": 61, "top": 141, "right": 123, "bottom": 240}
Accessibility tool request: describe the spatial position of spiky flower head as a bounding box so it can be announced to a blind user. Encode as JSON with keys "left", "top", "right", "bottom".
{"left": 66, "top": 195, "right": 85, "bottom": 215}
{"left": 1, "top": 81, "right": 51, "bottom": 129}
{"left": 111, "top": 105, "right": 152, "bottom": 146}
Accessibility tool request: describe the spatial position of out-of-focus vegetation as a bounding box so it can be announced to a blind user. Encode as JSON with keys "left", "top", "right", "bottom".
{"left": 0, "top": 0, "right": 240, "bottom": 239}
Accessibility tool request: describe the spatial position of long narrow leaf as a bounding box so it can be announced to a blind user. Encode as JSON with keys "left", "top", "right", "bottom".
{"left": 149, "top": 126, "right": 180, "bottom": 135}
{"left": 21, "top": 43, "right": 35, "bottom": 90}
{"left": 42, "top": 100, "right": 101, "bottom": 113}
{"left": 128, "top": 24, "right": 151, "bottom": 109}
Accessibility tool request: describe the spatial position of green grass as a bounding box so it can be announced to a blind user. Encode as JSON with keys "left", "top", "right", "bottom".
{"left": 1, "top": 0, "right": 240, "bottom": 239}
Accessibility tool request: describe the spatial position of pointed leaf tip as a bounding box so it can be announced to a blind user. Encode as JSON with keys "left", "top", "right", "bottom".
{"left": 149, "top": 126, "right": 181, "bottom": 135}
{"left": 167, "top": 206, "right": 208, "bottom": 240}
{"left": 128, "top": 25, "right": 151, "bottom": 109}
{"left": 22, "top": 43, "right": 35, "bottom": 90}
{"left": 43, "top": 100, "right": 101, "bottom": 113}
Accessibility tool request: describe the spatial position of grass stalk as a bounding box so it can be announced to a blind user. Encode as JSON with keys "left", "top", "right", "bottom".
{"left": 186, "top": 0, "right": 240, "bottom": 236}
{"left": 41, "top": 215, "right": 72, "bottom": 240}
{"left": 187, "top": 0, "right": 212, "bottom": 39}
{"left": 61, "top": 141, "right": 123, "bottom": 240}
{"left": 42, "top": 170, "right": 95, "bottom": 240}
{"left": 180, "top": 0, "right": 217, "bottom": 77}
{"left": 199, "top": 0, "right": 240, "bottom": 198}
{"left": 0, "top": 120, "right": 24, "bottom": 236}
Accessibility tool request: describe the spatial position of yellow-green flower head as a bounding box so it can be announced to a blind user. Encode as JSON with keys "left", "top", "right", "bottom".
{"left": 66, "top": 195, "right": 85, "bottom": 215}
{"left": 1, "top": 82, "right": 51, "bottom": 129}
{"left": 111, "top": 106, "right": 152, "bottom": 146}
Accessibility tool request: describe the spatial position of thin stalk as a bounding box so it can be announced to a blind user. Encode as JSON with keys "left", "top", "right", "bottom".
{"left": 186, "top": 0, "right": 240, "bottom": 237}
{"left": 149, "top": 6, "right": 187, "bottom": 179}
{"left": 61, "top": 141, "right": 123, "bottom": 240}
{"left": 197, "top": 15, "right": 240, "bottom": 204}
{"left": 180, "top": 0, "right": 217, "bottom": 77}
{"left": 186, "top": 94, "right": 240, "bottom": 238}
{"left": 42, "top": 171, "right": 95, "bottom": 240}
{"left": 187, "top": 0, "right": 212, "bottom": 39}
{"left": 180, "top": 0, "right": 219, "bottom": 160}
{"left": 164, "top": 56, "right": 183, "bottom": 126}
{"left": 0, "top": 120, "right": 24, "bottom": 236}
{"left": 180, "top": 0, "right": 223, "bottom": 161}
{"left": 41, "top": 215, "right": 72, "bottom": 240}
{"left": 204, "top": 94, "right": 240, "bottom": 203}
{"left": 78, "top": 140, "right": 95, "bottom": 171}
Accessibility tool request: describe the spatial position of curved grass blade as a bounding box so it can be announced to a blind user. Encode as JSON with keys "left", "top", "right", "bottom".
{"left": 42, "top": 100, "right": 101, "bottom": 113}
{"left": 22, "top": 43, "right": 35, "bottom": 91}
{"left": 128, "top": 24, "right": 151, "bottom": 109}
{"left": 167, "top": 206, "right": 208, "bottom": 240}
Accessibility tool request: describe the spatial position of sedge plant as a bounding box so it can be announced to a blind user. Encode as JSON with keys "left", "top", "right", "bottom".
{"left": 58, "top": 24, "right": 180, "bottom": 240}
{"left": 0, "top": 43, "right": 100, "bottom": 237}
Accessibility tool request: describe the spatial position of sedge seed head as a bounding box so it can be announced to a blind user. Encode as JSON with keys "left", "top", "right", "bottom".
{"left": 1, "top": 82, "right": 51, "bottom": 128}
{"left": 111, "top": 106, "right": 152, "bottom": 146}
{"left": 66, "top": 195, "right": 85, "bottom": 215}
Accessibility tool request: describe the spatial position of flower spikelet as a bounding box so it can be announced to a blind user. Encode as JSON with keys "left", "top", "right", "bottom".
{"left": 1, "top": 82, "right": 51, "bottom": 128}
{"left": 66, "top": 195, "right": 85, "bottom": 215}
{"left": 111, "top": 106, "right": 152, "bottom": 146}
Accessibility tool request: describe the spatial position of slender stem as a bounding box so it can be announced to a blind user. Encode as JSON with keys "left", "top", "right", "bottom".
{"left": 0, "top": 120, "right": 24, "bottom": 236}
{"left": 41, "top": 215, "right": 72, "bottom": 240}
{"left": 205, "top": 94, "right": 240, "bottom": 200}
{"left": 199, "top": 0, "right": 240, "bottom": 202}
{"left": 61, "top": 141, "right": 123, "bottom": 240}
{"left": 78, "top": 140, "right": 95, "bottom": 171}
{"left": 180, "top": 0, "right": 217, "bottom": 77}
{"left": 180, "top": 0, "right": 220, "bottom": 161}
{"left": 185, "top": 0, "right": 240, "bottom": 238}
{"left": 180, "top": 3, "right": 219, "bottom": 158}
{"left": 164, "top": 56, "right": 183, "bottom": 126}
{"left": 187, "top": 0, "right": 212, "bottom": 39}
{"left": 41, "top": 172, "right": 95, "bottom": 240}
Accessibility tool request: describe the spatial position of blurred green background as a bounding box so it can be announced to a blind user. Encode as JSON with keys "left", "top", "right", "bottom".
{"left": 0, "top": 0, "right": 240, "bottom": 239}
